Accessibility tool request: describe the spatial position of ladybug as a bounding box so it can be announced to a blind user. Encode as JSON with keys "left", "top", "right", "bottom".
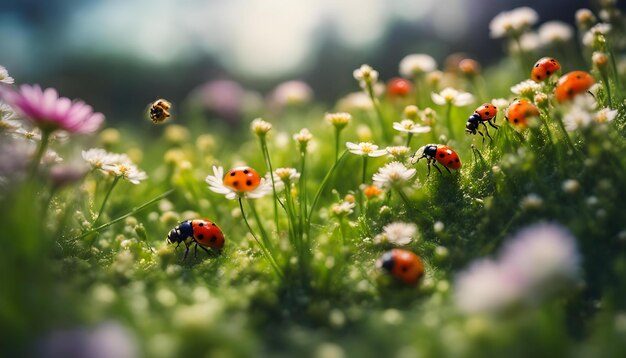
{"left": 506, "top": 99, "right": 540, "bottom": 128}
{"left": 554, "top": 71, "right": 595, "bottom": 102}
{"left": 387, "top": 77, "right": 413, "bottom": 97}
{"left": 223, "top": 166, "right": 262, "bottom": 192}
{"left": 378, "top": 249, "right": 424, "bottom": 285}
{"left": 465, "top": 103, "right": 499, "bottom": 142}
{"left": 531, "top": 57, "right": 561, "bottom": 82}
{"left": 166, "top": 219, "right": 225, "bottom": 259}
{"left": 411, "top": 144, "right": 461, "bottom": 175}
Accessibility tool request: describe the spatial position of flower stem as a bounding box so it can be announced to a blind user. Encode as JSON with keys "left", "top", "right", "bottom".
{"left": 406, "top": 133, "right": 414, "bottom": 148}
{"left": 601, "top": 73, "right": 613, "bottom": 108}
{"left": 445, "top": 103, "right": 453, "bottom": 139}
{"left": 334, "top": 128, "right": 341, "bottom": 163}
{"left": 73, "top": 189, "right": 174, "bottom": 241}
{"left": 239, "top": 198, "right": 283, "bottom": 278}
{"left": 307, "top": 150, "right": 349, "bottom": 237}
{"left": 260, "top": 137, "right": 282, "bottom": 234}
{"left": 93, "top": 176, "right": 120, "bottom": 226}
{"left": 29, "top": 130, "right": 51, "bottom": 181}
{"left": 395, "top": 187, "right": 432, "bottom": 222}
{"left": 366, "top": 82, "right": 390, "bottom": 142}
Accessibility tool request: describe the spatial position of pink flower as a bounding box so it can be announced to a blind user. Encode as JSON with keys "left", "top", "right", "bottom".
{"left": 0, "top": 84, "right": 104, "bottom": 134}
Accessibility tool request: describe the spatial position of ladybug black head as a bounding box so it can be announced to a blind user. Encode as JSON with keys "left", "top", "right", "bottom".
{"left": 465, "top": 114, "right": 479, "bottom": 134}
{"left": 166, "top": 220, "right": 193, "bottom": 244}
{"left": 380, "top": 251, "right": 395, "bottom": 272}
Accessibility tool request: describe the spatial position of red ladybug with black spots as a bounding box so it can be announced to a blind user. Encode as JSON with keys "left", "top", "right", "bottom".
{"left": 378, "top": 249, "right": 424, "bottom": 285}
{"left": 465, "top": 103, "right": 499, "bottom": 142}
{"left": 166, "top": 219, "right": 225, "bottom": 259}
{"left": 554, "top": 71, "right": 595, "bottom": 102}
{"left": 411, "top": 144, "right": 461, "bottom": 175}
{"left": 223, "top": 166, "right": 262, "bottom": 192}
{"left": 531, "top": 57, "right": 561, "bottom": 82}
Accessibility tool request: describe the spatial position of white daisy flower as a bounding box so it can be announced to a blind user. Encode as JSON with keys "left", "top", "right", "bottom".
{"left": 0, "top": 66, "right": 14, "bottom": 84}
{"left": 510, "top": 80, "right": 542, "bottom": 98}
{"left": 594, "top": 107, "right": 618, "bottom": 124}
{"left": 489, "top": 6, "right": 539, "bottom": 39}
{"left": 538, "top": 21, "right": 574, "bottom": 45}
{"left": 353, "top": 64, "right": 379, "bottom": 89}
{"left": 372, "top": 161, "right": 416, "bottom": 188}
{"left": 374, "top": 222, "right": 417, "bottom": 245}
{"left": 82, "top": 148, "right": 132, "bottom": 171}
{"left": 205, "top": 166, "right": 272, "bottom": 200}
{"left": 431, "top": 87, "right": 474, "bottom": 107}
{"left": 101, "top": 162, "right": 147, "bottom": 184}
{"left": 392, "top": 119, "right": 431, "bottom": 134}
{"left": 346, "top": 142, "right": 387, "bottom": 157}
{"left": 399, "top": 54, "right": 437, "bottom": 78}
{"left": 12, "top": 127, "right": 42, "bottom": 142}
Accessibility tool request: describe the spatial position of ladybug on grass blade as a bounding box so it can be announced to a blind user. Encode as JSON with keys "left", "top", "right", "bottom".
{"left": 465, "top": 103, "right": 499, "bottom": 142}
{"left": 166, "top": 219, "right": 225, "bottom": 259}
{"left": 378, "top": 249, "right": 424, "bottom": 285}
{"left": 411, "top": 144, "right": 461, "bottom": 175}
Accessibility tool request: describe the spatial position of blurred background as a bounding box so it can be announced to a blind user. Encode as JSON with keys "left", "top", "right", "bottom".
{"left": 0, "top": 0, "right": 607, "bottom": 122}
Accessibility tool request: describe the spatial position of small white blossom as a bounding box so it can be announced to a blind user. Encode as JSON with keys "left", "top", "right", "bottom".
{"left": 101, "top": 162, "right": 147, "bottom": 184}
{"left": 520, "top": 193, "right": 543, "bottom": 210}
{"left": 489, "top": 6, "right": 539, "bottom": 38}
{"left": 538, "top": 21, "right": 574, "bottom": 45}
{"left": 205, "top": 166, "right": 272, "bottom": 200}
{"left": 583, "top": 23, "right": 612, "bottom": 48}
{"left": 0, "top": 66, "right": 14, "bottom": 84}
{"left": 509, "top": 32, "right": 541, "bottom": 54}
{"left": 270, "top": 80, "right": 313, "bottom": 107}
{"left": 346, "top": 142, "right": 387, "bottom": 157}
{"left": 374, "top": 222, "right": 417, "bottom": 245}
{"left": 385, "top": 146, "right": 411, "bottom": 159}
{"left": 372, "top": 161, "right": 416, "bottom": 188}
{"left": 337, "top": 92, "right": 373, "bottom": 112}
{"left": 274, "top": 167, "right": 300, "bottom": 183}
{"left": 434, "top": 221, "right": 445, "bottom": 233}
{"left": 491, "top": 98, "right": 510, "bottom": 112}
{"left": 392, "top": 119, "right": 431, "bottom": 134}
{"left": 594, "top": 107, "right": 618, "bottom": 124}
{"left": 82, "top": 148, "right": 132, "bottom": 171}
{"left": 576, "top": 9, "right": 596, "bottom": 28}
{"left": 510, "top": 80, "right": 542, "bottom": 98}
{"left": 325, "top": 112, "right": 352, "bottom": 129}
{"left": 353, "top": 64, "right": 379, "bottom": 89}
{"left": 562, "top": 179, "right": 580, "bottom": 194}
{"left": 331, "top": 200, "right": 355, "bottom": 217}
{"left": 563, "top": 104, "right": 595, "bottom": 132}
{"left": 399, "top": 54, "right": 437, "bottom": 78}
{"left": 250, "top": 118, "right": 272, "bottom": 136}
{"left": 431, "top": 87, "right": 474, "bottom": 107}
